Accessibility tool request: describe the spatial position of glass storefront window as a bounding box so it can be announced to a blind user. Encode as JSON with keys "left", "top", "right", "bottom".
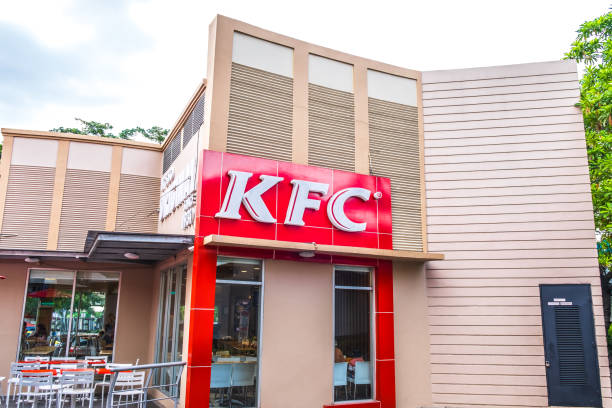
{"left": 154, "top": 264, "right": 187, "bottom": 395}
{"left": 333, "top": 266, "right": 373, "bottom": 402}
{"left": 211, "top": 257, "right": 262, "bottom": 408}
{"left": 19, "top": 269, "right": 119, "bottom": 361}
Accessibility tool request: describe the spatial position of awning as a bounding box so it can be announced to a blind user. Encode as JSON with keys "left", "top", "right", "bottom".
{"left": 84, "top": 231, "right": 194, "bottom": 263}
{"left": 203, "top": 234, "right": 444, "bottom": 261}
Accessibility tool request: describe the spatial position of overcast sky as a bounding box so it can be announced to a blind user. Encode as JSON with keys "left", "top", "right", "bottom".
{"left": 0, "top": 0, "right": 609, "bottom": 139}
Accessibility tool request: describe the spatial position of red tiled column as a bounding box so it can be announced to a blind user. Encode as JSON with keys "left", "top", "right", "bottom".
{"left": 375, "top": 260, "right": 396, "bottom": 408}
{"left": 184, "top": 241, "right": 217, "bottom": 408}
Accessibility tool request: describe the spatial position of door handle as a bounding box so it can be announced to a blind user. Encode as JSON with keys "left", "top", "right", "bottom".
{"left": 545, "top": 360, "right": 550, "bottom": 367}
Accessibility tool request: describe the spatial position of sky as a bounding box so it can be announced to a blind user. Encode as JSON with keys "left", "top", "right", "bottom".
{"left": 0, "top": 0, "right": 610, "bottom": 140}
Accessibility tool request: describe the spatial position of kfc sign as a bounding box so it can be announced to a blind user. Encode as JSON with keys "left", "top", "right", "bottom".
{"left": 198, "top": 150, "right": 393, "bottom": 250}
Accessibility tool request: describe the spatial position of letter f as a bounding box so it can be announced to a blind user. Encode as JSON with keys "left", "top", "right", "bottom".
{"left": 215, "top": 170, "right": 283, "bottom": 223}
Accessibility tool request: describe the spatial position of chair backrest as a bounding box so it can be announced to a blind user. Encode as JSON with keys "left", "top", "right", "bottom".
{"left": 217, "top": 357, "right": 240, "bottom": 362}
{"left": 333, "top": 362, "right": 348, "bottom": 386}
{"left": 51, "top": 363, "right": 77, "bottom": 370}
{"left": 24, "top": 356, "right": 50, "bottom": 362}
{"left": 210, "top": 364, "right": 232, "bottom": 389}
{"left": 354, "top": 361, "right": 371, "bottom": 385}
{"left": 19, "top": 371, "right": 54, "bottom": 388}
{"left": 59, "top": 369, "right": 95, "bottom": 387}
{"left": 106, "top": 363, "right": 133, "bottom": 370}
{"left": 114, "top": 370, "right": 145, "bottom": 388}
{"left": 10, "top": 362, "right": 40, "bottom": 377}
{"left": 231, "top": 363, "right": 257, "bottom": 387}
{"left": 85, "top": 355, "right": 108, "bottom": 362}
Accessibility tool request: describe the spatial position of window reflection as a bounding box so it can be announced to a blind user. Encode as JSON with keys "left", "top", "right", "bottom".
{"left": 20, "top": 269, "right": 119, "bottom": 361}
{"left": 211, "top": 258, "right": 261, "bottom": 408}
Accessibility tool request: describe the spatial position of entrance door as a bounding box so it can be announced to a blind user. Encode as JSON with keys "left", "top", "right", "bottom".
{"left": 540, "top": 284, "right": 602, "bottom": 407}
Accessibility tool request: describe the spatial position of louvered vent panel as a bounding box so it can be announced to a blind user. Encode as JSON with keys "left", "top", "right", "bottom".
{"left": 0, "top": 165, "right": 55, "bottom": 249}
{"left": 308, "top": 84, "right": 355, "bottom": 172}
{"left": 227, "top": 63, "right": 292, "bottom": 161}
{"left": 555, "top": 306, "right": 586, "bottom": 385}
{"left": 57, "top": 169, "right": 110, "bottom": 251}
{"left": 183, "top": 112, "right": 193, "bottom": 146}
{"left": 185, "top": 93, "right": 205, "bottom": 148}
{"left": 162, "top": 147, "right": 172, "bottom": 174}
{"left": 115, "top": 174, "right": 160, "bottom": 233}
{"left": 368, "top": 97, "right": 422, "bottom": 251}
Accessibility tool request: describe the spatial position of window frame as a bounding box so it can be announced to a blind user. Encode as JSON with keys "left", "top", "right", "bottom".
{"left": 332, "top": 264, "right": 376, "bottom": 403}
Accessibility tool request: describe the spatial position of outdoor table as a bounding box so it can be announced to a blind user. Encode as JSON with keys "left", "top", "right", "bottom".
{"left": 22, "top": 346, "right": 56, "bottom": 356}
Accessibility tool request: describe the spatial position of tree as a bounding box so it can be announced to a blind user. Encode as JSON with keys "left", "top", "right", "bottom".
{"left": 51, "top": 118, "right": 169, "bottom": 144}
{"left": 566, "top": 8, "right": 612, "bottom": 344}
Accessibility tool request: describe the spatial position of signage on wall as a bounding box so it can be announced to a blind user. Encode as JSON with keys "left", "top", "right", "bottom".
{"left": 159, "top": 158, "right": 197, "bottom": 230}
{"left": 198, "top": 150, "right": 393, "bottom": 250}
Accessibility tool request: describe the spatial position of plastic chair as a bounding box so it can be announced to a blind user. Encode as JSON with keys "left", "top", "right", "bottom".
{"left": 347, "top": 361, "right": 371, "bottom": 399}
{"left": 333, "top": 362, "right": 349, "bottom": 400}
{"left": 6, "top": 362, "right": 40, "bottom": 408}
{"left": 230, "top": 363, "right": 257, "bottom": 406}
{"left": 51, "top": 357, "right": 76, "bottom": 361}
{"left": 210, "top": 363, "right": 232, "bottom": 405}
{"left": 23, "top": 356, "right": 50, "bottom": 362}
{"left": 108, "top": 370, "right": 146, "bottom": 408}
{"left": 217, "top": 357, "right": 240, "bottom": 362}
{"left": 57, "top": 369, "right": 95, "bottom": 408}
{"left": 15, "top": 371, "right": 56, "bottom": 408}
{"left": 50, "top": 363, "right": 77, "bottom": 371}
{"left": 95, "top": 363, "right": 134, "bottom": 408}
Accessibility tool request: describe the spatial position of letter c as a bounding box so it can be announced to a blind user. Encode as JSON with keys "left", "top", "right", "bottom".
{"left": 326, "top": 188, "right": 371, "bottom": 232}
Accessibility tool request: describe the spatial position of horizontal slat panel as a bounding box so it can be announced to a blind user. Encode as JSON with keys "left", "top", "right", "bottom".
{"left": 426, "top": 139, "right": 586, "bottom": 157}
{"left": 368, "top": 97, "right": 422, "bottom": 251}
{"left": 57, "top": 169, "right": 109, "bottom": 251}
{"left": 425, "top": 121, "right": 584, "bottom": 140}
{"left": 423, "top": 88, "right": 579, "bottom": 108}
{"left": 430, "top": 335, "right": 544, "bottom": 346}
{"left": 425, "top": 148, "right": 586, "bottom": 165}
{"left": 432, "top": 363, "right": 545, "bottom": 376}
{"left": 424, "top": 105, "right": 579, "bottom": 124}
{"left": 0, "top": 165, "right": 55, "bottom": 249}
{"left": 308, "top": 84, "right": 355, "bottom": 172}
{"left": 116, "top": 174, "right": 160, "bottom": 233}
{"left": 426, "top": 157, "right": 588, "bottom": 174}
{"left": 427, "top": 193, "right": 592, "bottom": 207}
{"left": 428, "top": 220, "right": 594, "bottom": 234}
{"left": 425, "top": 131, "right": 586, "bottom": 148}
{"left": 422, "top": 61, "right": 576, "bottom": 83}
{"left": 426, "top": 267, "right": 600, "bottom": 279}
{"left": 426, "top": 165, "right": 589, "bottom": 181}
{"left": 424, "top": 97, "right": 579, "bottom": 115}
{"left": 423, "top": 72, "right": 578, "bottom": 92}
{"left": 427, "top": 201, "right": 593, "bottom": 216}
{"left": 431, "top": 353, "right": 547, "bottom": 366}
{"left": 227, "top": 63, "right": 292, "bottom": 162}
{"left": 432, "top": 383, "right": 547, "bottom": 396}
{"left": 433, "top": 248, "right": 597, "bottom": 260}
{"left": 428, "top": 277, "right": 600, "bottom": 288}
{"left": 427, "top": 258, "right": 598, "bottom": 269}
{"left": 423, "top": 81, "right": 578, "bottom": 100}
{"left": 427, "top": 176, "right": 590, "bottom": 192}
{"left": 428, "top": 294, "right": 602, "bottom": 307}
{"left": 430, "top": 344, "right": 543, "bottom": 355}
{"left": 429, "top": 326, "right": 543, "bottom": 336}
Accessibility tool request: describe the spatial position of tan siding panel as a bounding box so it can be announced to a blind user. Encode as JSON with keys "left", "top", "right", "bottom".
{"left": 115, "top": 174, "right": 160, "bottom": 233}
{"left": 57, "top": 169, "right": 109, "bottom": 251}
{"left": 368, "top": 97, "right": 422, "bottom": 251}
{"left": 226, "top": 63, "right": 292, "bottom": 161}
{"left": 0, "top": 165, "right": 54, "bottom": 249}
{"left": 307, "top": 84, "right": 354, "bottom": 171}
{"left": 423, "top": 62, "right": 602, "bottom": 407}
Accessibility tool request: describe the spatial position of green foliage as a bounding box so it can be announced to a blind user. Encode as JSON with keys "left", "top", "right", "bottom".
{"left": 51, "top": 118, "right": 168, "bottom": 144}
{"left": 566, "top": 9, "right": 612, "bottom": 267}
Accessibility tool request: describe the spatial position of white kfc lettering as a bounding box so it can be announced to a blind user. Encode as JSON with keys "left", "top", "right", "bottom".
{"left": 215, "top": 170, "right": 283, "bottom": 223}
{"left": 326, "top": 188, "right": 371, "bottom": 232}
{"left": 284, "top": 180, "right": 329, "bottom": 226}
{"left": 216, "top": 171, "right": 373, "bottom": 231}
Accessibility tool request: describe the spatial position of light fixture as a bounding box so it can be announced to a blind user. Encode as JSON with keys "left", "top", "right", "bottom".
{"left": 240, "top": 270, "right": 248, "bottom": 273}
{"left": 0, "top": 275, "right": 6, "bottom": 280}
{"left": 24, "top": 257, "right": 40, "bottom": 263}
{"left": 123, "top": 252, "right": 140, "bottom": 260}
{"left": 298, "top": 251, "right": 315, "bottom": 258}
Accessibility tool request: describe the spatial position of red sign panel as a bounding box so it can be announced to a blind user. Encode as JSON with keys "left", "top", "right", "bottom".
{"left": 196, "top": 150, "right": 392, "bottom": 249}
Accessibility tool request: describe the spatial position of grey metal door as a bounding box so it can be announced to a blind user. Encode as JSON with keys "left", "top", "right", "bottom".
{"left": 540, "top": 284, "right": 602, "bottom": 407}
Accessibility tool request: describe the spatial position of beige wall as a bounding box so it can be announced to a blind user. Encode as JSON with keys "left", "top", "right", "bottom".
{"left": 260, "top": 260, "right": 334, "bottom": 407}
{"left": 0, "top": 261, "right": 28, "bottom": 393}
{"left": 114, "top": 267, "right": 157, "bottom": 364}
{"left": 393, "top": 261, "right": 433, "bottom": 408}
{"left": 423, "top": 60, "right": 609, "bottom": 407}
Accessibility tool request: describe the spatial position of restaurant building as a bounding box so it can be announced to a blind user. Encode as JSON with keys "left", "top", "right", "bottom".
{"left": 0, "top": 15, "right": 609, "bottom": 408}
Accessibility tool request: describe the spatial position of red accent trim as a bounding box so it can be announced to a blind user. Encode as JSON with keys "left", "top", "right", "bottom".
{"left": 375, "top": 261, "right": 396, "bottom": 408}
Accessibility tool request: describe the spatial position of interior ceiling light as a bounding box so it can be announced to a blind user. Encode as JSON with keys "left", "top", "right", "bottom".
{"left": 240, "top": 270, "right": 248, "bottom": 273}
{"left": 0, "top": 275, "right": 6, "bottom": 280}
{"left": 298, "top": 251, "right": 315, "bottom": 258}
{"left": 123, "top": 252, "right": 140, "bottom": 260}
{"left": 24, "top": 257, "right": 40, "bottom": 263}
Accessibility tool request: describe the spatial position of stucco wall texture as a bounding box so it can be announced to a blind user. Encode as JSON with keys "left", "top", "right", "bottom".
{"left": 422, "top": 60, "right": 610, "bottom": 407}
